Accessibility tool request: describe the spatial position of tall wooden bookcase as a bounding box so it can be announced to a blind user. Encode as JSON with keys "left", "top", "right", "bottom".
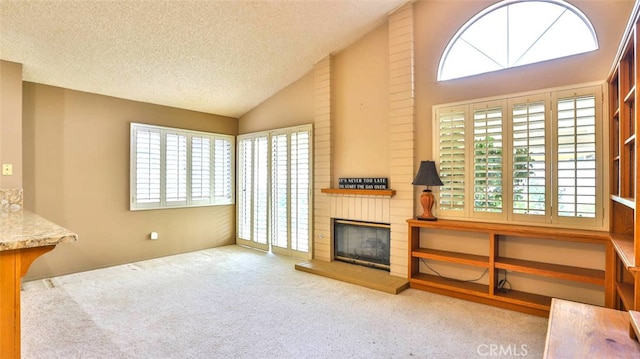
{"left": 609, "top": 1, "right": 640, "bottom": 325}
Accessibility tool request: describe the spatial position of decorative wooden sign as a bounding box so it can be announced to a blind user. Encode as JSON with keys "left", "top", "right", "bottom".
{"left": 338, "top": 177, "right": 388, "bottom": 190}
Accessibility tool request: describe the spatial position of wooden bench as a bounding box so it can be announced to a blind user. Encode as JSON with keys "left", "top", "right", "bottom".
{"left": 544, "top": 298, "right": 640, "bottom": 358}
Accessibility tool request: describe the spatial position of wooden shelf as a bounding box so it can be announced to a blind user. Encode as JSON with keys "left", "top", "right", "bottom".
{"left": 407, "top": 219, "right": 611, "bottom": 316}
{"left": 617, "top": 282, "right": 635, "bottom": 310}
{"left": 624, "top": 85, "right": 636, "bottom": 103}
{"left": 495, "top": 257, "right": 605, "bottom": 285}
{"left": 625, "top": 134, "right": 637, "bottom": 145}
{"left": 611, "top": 195, "right": 636, "bottom": 209}
{"left": 494, "top": 289, "right": 552, "bottom": 311}
{"left": 410, "top": 272, "right": 488, "bottom": 295}
{"left": 608, "top": 3, "right": 640, "bottom": 322}
{"left": 320, "top": 188, "right": 396, "bottom": 197}
{"left": 611, "top": 232, "right": 637, "bottom": 269}
{"left": 412, "top": 248, "right": 489, "bottom": 268}
{"left": 407, "top": 218, "right": 610, "bottom": 244}
{"left": 596, "top": 9, "right": 640, "bottom": 344}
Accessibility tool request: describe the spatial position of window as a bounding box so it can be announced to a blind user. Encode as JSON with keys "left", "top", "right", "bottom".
{"left": 130, "top": 123, "right": 234, "bottom": 210}
{"left": 434, "top": 84, "right": 603, "bottom": 228}
{"left": 237, "top": 125, "right": 312, "bottom": 257}
{"left": 438, "top": 0, "right": 598, "bottom": 81}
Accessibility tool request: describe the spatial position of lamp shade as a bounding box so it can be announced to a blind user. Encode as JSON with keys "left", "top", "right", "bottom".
{"left": 412, "top": 160, "right": 443, "bottom": 187}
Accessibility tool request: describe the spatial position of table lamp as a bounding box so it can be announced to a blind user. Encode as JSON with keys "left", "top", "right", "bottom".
{"left": 412, "top": 160, "right": 443, "bottom": 221}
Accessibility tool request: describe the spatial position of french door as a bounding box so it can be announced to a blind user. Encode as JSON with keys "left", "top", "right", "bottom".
{"left": 236, "top": 124, "right": 312, "bottom": 258}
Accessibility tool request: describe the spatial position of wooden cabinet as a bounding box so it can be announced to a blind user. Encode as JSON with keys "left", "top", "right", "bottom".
{"left": 609, "top": 1, "right": 640, "bottom": 334}
{"left": 407, "top": 219, "right": 612, "bottom": 317}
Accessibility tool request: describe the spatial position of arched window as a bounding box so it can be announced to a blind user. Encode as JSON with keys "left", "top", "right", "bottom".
{"left": 437, "top": 0, "right": 598, "bottom": 81}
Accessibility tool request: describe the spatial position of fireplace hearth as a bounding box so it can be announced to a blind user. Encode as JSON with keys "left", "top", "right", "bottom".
{"left": 334, "top": 219, "right": 390, "bottom": 271}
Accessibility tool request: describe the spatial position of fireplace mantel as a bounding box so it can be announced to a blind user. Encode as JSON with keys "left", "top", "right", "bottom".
{"left": 321, "top": 188, "right": 396, "bottom": 197}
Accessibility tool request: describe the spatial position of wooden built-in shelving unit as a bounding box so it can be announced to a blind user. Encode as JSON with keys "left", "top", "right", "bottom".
{"left": 407, "top": 219, "right": 612, "bottom": 317}
{"left": 608, "top": 0, "right": 640, "bottom": 338}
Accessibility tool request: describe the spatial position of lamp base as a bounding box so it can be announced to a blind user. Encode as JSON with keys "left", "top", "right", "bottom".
{"left": 418, "top": 190, "right": 437, "bottom": 221}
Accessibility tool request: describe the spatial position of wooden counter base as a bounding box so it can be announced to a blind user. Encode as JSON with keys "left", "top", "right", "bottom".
{"left": 0, "top": 245, "right": 55, "bottom": 359}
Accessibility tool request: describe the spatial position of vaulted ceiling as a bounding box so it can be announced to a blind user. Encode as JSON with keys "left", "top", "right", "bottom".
{"left": 0, "top": 0, "right": 407, "bottom": 118}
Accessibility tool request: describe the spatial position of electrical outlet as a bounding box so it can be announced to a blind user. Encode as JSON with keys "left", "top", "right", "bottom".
{"left": 150, "top": 232, "right": 159, "bottom": 240}
{"left": 2, "top": 164, "right": 12, "bottom": 176}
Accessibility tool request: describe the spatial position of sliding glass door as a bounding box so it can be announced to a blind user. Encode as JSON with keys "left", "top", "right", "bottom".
{"left": 237, "top": 125, "right": 312, "bottom": 258}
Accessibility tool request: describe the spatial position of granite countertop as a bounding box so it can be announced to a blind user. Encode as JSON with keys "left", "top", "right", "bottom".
{"left": 0, "top": 210, "right": 78, "bottom": 251}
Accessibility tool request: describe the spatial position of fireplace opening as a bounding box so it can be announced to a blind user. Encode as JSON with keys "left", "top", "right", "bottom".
{"left": 334, "top": 219, "right": 390, "bottom": 271}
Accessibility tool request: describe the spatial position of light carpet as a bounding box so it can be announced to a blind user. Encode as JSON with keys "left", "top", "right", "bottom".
{"left": 21, "top": 245, "right": 547, "bottom": 358}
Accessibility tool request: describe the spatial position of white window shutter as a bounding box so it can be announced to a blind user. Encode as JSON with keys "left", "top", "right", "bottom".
{"left": 557, "top": 95, "right": 597, "bottom": 218}
{"left": 214, "top": 138, "right": 233, "bottom": 204}
{"left": 133, "top": 127, "right": 161, "bottom": 206}
{"left": 165, "top": 132, "right": 188, "bottom": 203}
{"left": 131, "top": 123, "right": 233, "bottom": 210}
{"left": 271, "top": 133, "right": 289, "bottom": 249}
{"left": 512, "top": 101, "right": 546, "bottom": 216}
{"left": 237, "top": 125, "right": 312, "bottom": 256}
{"left": 433, "top": 85, "right": 602, "bottom": 228}
{"left": 438, "top": 109, "right": 466, "bottom": 212}
{"left": 290, "top": 130, "right": 310, "bottom": 253}
{"left": 253, "top": 136, "right": 269, "bottom": 245}
{"left": 237, "top": 137, "right": 253, "bottom": 241}
{"left": 191, "top": 136, "right": 211, "bottom": 202}
{"left": 473, "top": 106, "right": 504, "bottom": 214}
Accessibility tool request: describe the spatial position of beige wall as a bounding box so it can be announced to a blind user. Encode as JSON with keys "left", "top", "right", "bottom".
{"left": 22, "top": 83, "right": 238, "bottom": 280}
{"left": 239, "top": 23, "right": 392, "bottom": 181}
{"left": 334, "top": 24, "right": 390, "bottom": 181}
{"left": 239, "top": 71, "right": 314, "bottom": 134}
{"left": 0, "top": 60, "right": 23, "bottom": 188}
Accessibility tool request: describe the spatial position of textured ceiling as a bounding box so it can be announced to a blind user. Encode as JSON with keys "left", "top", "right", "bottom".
{"left": 0, "top": 0, "right": 407, "bottom": 118}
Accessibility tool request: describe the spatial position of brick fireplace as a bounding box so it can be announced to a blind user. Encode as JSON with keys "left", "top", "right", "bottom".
{"left": 311, "top": 4, "right": 416, "bottom": 280}
{"left": 325, "top": 193, "right": 397, "bottom": 270}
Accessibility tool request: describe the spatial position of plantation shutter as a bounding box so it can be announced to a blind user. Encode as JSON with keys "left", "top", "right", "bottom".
{"left": 271, "top": 133, "right": 289, "bottom": 249}
{"left": 432, "top": 85, "right": 601, "bottom": 227}
{"left": 253, "top": 136, "right": 269, "bottom": 245}
{"left": 133, "top": 127, "right": 161, "bottom": 206}
{"left": 237, "top": 125, "right": 312, "bottom": 257}
{"left": 438, "top": 108, "right": 466, "bottom": 213}
{"left": 213, "top": 138, "right": 233, "bottom": 203}
{"left": 165, "top": 132, "right": 188, "bottom": 204}
{"left": 290, "top": 130, "right": 310, "bottom": 253}
{"left": 473, "top": 105, "right": 504, "bottom": 214}
{"left": 556, "top": 95, "right": 597, "bottom": 218}
{"left": 237, "top": 137, "right": 253, "bottom": 241}
{"left": 131, "top": 123, "right": 234, "bottom": 210}
{"left": 191, "top": 136, "right": 211, "bottom": 202}
{"left": 512, "top": 100, "right": 546, "bottom": 216}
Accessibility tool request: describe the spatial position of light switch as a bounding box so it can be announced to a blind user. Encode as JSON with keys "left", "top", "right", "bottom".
{"left": 2, "top": 164, "right": 12, "bottom": 176}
